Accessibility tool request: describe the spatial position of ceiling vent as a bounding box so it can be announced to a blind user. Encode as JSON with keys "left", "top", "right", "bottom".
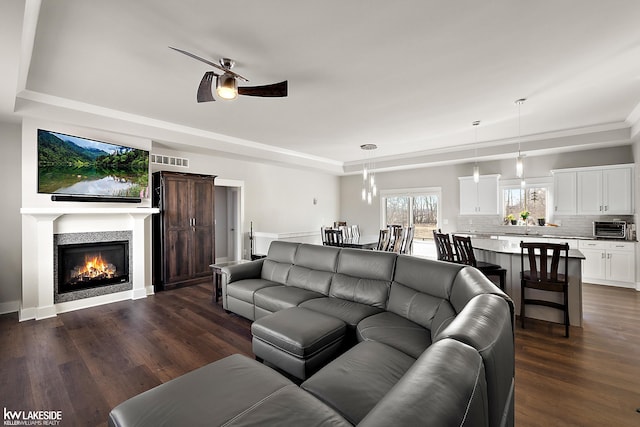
{"left": 151, "top": 154, "right": 189, "bottom": 168}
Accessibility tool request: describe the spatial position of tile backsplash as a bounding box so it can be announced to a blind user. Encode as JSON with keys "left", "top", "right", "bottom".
{"left": 456, "top": 215, "right": 635, "bottom": 238}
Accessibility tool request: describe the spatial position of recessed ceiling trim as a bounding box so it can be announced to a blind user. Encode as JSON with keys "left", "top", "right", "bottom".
{"left": 15, "top": 89, "right": 343, "bottom": 170}
{"left": 342, "top": 126, "right": 631, "bottom": 175}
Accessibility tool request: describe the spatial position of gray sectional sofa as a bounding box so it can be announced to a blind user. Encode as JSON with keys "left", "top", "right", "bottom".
{"left": 223, "top": 241, "right": 514, "bottom": 427}
{"left": 109, "top": 241, "right": 514, "bottom": 427}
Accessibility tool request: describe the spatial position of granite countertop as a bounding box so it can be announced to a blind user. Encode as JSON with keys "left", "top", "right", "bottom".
{"left": 471, "top": 238, "right": 586, "bottom": 259}
{"left": 454, "top": 231, "right": 594, "bottom": 240}
{"left": 455, "top": 231, "right": 639, "bottom": 242}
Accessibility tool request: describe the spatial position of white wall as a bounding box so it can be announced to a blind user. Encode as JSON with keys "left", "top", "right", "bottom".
{"left": 0, "top": 122, "right": 22, "bottom": 313}
{"left": 340, "top": 145, "right": 634, "bottom": 236}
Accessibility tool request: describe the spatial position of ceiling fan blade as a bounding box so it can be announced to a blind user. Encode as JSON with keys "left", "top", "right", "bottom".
{"left": 197, "top": 72, "right": 216, "bottom": 102}
{"left": 238, "top": 80, "right": 288, "bottom": 97}
{"left": 169, "top": 46, "right": 249, "bottom": 82}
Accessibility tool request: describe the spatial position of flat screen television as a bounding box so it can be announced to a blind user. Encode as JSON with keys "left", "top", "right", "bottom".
{"left": 37, "top": 129, "right": 149, "bottom": 201}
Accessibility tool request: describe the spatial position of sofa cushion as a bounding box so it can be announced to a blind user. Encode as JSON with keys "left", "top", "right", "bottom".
{"left": 329, "top": 274, "right": 390, "bottom": 308}
{"left": 387, "top": 282, "right": 457, "bottom": 341}
{"left": 266, "top": 240, "right": 299, "bottom": 263}
{"left": 393, "top": 254, "right": 464, "bottom": 300}
{"left": 254, "top": 285, "right": 324, "bottom": 313}
{"left": 293, "top": 244, "right": 341, "bottom": 272}
{"left": 301, "top": 341, "right": 415, "bottom": 425}
{"left": 356, "top": 311, "right": 431, "bottom": 359}
{"left": 299, "top": 297, "right": 383, "bottom": 329}
{"left": 260, "top": 241, "right": 300, "bottom": 284}
{"left": 287, "top": 266, "right": 334, "bottom": 295}
{"left": 358, "top": 339, "right": 489, "bottom": 427}
{"left": 336, "top": 248, "right": 396, "bottom": 281}
{"left": 108, "top": 354, "right": 351, "bottom": 427}
{"left": 226, "top": 279, "right": 281, "bottom": 303}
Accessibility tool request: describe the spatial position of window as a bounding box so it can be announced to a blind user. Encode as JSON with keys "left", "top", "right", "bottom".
{"left": 382, "top": 188, "right": 440, "bottom": 240}
{"left": 501, "top": 179, "right": 550, "bottom": 223}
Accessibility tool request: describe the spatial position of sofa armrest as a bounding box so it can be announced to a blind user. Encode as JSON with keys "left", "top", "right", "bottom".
{"left": 222, "top": 259, "right": 265, "bottom": 284}
{"left": 435, "top": 293, "right": 514, "bottom": 427}
{"left": 358, "top": 338, "right": 488, "bottom": 427}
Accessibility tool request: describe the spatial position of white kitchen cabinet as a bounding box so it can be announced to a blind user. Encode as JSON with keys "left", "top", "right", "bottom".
{"left": 603, "top": 167, "right": 633, "bottom": 214}
{"left": 577, "top": 166, "right": 633, "bottom": 215}
{"left": 552, "top": 171, "right": 577, "bottom": 215}
{"left": 459, "top": 175, "right": 500, "bottom": 215}
{"left": 578, "top": 240, "right": 636, "bottom": 287}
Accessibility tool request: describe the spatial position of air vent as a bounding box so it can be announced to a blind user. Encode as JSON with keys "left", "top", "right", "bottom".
{"left": 151, "top": 154, "right": 189, "bottom": 168}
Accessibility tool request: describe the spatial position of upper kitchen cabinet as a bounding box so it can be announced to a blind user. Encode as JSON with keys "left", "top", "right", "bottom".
{"left": 577, "top": 165, "right": 633, "bottom": 215}
{"left": 459, "top": 175, "right": 500, "bottom": 215}
{"left": 552, "top": 170, "right": 577, "bottom": 215}
{"left": 552, "top": 164, "right": 634, "bottom": 216}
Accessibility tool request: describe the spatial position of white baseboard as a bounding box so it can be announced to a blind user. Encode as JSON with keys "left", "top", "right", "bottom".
{"left": 0, "top": 300, "right": 19, "bottom": 315}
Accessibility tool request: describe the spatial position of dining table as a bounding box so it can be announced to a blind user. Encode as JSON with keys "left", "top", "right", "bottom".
{"left": 341, "top": 235, "right": 379, "bottom": 250}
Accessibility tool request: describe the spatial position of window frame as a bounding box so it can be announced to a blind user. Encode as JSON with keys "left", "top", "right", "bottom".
{"left": 499, "top": 177, "right": 553, "bottom": 221}
{"left": 380, "top": 187, "right": 442, "bottom": 240}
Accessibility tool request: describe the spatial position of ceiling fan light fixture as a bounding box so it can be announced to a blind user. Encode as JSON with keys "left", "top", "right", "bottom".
{"left": 216, "top": 73, "right": 238, "bottom": 100}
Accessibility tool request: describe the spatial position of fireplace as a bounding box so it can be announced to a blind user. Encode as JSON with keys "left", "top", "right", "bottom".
{"left": 58, "top": 241, "right": 129, "bottom": 293}
{"left": 53, "top": 230, "right": 134, "bottom": 304}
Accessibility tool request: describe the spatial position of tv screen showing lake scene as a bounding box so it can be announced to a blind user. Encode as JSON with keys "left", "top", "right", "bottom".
{"left": 37, "top": 129, "right": 149, "bottom": 199}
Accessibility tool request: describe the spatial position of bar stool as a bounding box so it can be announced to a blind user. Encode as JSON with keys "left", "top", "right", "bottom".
{"left": 452, "top": 235, "right": 507, "bottom": 291}
{"left": 520, "top": 241, "right": 570, "bottom": 337}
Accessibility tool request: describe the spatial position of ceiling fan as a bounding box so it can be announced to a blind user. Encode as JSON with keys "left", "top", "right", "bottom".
{"left": 169, "top": 46, "right": 288, "bottom": 102}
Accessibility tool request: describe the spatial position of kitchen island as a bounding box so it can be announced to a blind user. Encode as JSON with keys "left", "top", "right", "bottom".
{"left": 470, "top": 238, "right": 585, "bottom": 327}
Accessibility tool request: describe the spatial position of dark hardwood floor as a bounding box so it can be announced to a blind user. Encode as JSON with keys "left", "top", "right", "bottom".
{"left": 1, "top": 283, "right": 639, "bottom": 426}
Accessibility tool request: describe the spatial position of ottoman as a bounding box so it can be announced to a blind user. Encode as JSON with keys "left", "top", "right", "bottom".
{"left": 251, "top": 307, "right": 346, "bottom": 380}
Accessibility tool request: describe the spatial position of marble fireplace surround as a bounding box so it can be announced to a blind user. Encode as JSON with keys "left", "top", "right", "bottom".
{"left": 20, "top": 207, "right": 158, "bottom": 321}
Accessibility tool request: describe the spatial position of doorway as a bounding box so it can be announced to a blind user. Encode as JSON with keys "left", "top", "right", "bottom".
{"left": 215, "top": 179, "right": 244, "bottom": 262}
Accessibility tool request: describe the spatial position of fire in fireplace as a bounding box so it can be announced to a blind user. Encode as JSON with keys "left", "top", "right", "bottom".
{"left": 58, "top": 241, "right": 129, "bottom": 293}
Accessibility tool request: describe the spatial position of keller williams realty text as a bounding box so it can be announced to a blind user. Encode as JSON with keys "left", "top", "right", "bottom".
{"left": 3, "top": 408, "right": 63, "bottom": 426}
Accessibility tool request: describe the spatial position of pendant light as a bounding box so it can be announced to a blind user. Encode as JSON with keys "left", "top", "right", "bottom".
{"left": 515, "top": 99, "right": 526, "bottom": 184}
{"left": 472, "top": 120, "right": 481, "bottom": 183}
{"left": 360, "top": 144, "right": 378, "bottom": 205}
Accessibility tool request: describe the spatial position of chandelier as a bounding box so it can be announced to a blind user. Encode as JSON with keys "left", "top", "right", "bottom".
{"left": 515, "top": 98, "right": 526, "bottom": 186}
{"left": 360, "top": 144, "right": 378, "bottom": 205}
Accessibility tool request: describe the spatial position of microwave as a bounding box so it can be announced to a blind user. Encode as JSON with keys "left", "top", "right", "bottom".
{"left": 593, "top": 221, "right": 626, "bottom": 239}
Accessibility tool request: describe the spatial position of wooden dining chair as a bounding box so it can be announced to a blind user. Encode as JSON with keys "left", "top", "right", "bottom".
{"left": 339, "top": 225, "right": 351, "bottom": 240}
{"left": 350, "top": 225, "right": 360, "bottom": 238}
{"left": 388, "top": 226, "right": 404, "bottom": 252}
{"left": 399, "top": 226, "right": 414, "bottom": 255}
{"left": 324, "top": 229, "right": 344, "bottom": 247}
{"left": 433, "top": 230, "right": 456, "bottom": 262}
{"left": 320, "top": 226, "right": 329, "bottom": 245}
{"left": 376, "top": 229, "right": 390, "bottom": 251}
{"left": 520, "top": 241, "right": 570, "bottom": 337}
{"left": 452, "top": 235, "right": 506, "bottom": 290}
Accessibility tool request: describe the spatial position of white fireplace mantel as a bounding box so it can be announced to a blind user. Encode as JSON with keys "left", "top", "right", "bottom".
{"left": 21, "top": 207, "right": 159, "bottom": 217}
{"left": 20, "top": 206, "right": 159, "bottom": 321}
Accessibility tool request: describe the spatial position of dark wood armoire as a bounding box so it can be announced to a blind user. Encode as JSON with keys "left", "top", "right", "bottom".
{"left": 152, "top": 171, "right": 216, "bottom": 291}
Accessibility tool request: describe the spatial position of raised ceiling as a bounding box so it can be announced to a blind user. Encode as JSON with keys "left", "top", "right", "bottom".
{"left": 5, "top": 0, "right": 640, "bottom": 173}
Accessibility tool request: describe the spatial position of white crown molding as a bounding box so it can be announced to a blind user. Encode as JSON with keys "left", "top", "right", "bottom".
{"left": 343, "top": 124, "right": 632, "bottom": 175}
{"left": 15, "top": 89, "right": 344, "bottom": 173}
{"left": 626, "top": 100, "right": 640, "bottom": 140}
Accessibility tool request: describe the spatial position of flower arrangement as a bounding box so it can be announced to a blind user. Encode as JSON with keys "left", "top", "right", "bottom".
{"left": 506, "top": 214, "right": 516, "bottom": 225}
{"left": 520, "top": 210, "right": 530, "bottom": 220}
